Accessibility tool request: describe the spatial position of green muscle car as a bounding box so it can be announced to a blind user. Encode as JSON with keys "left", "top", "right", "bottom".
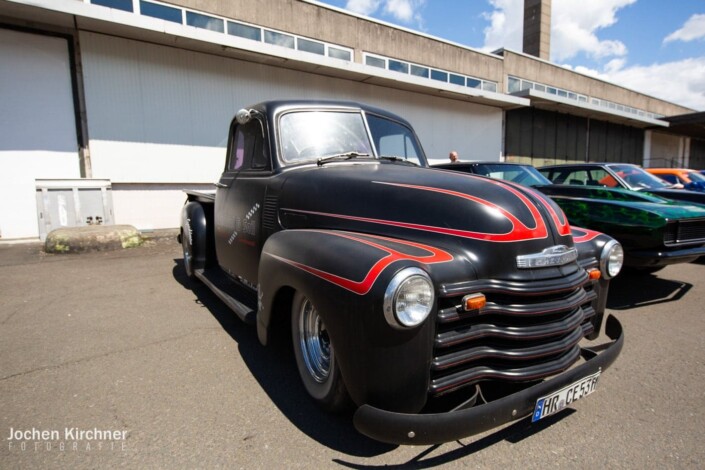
{"left": 434, "top": 162, "right": 705, "bottom": 272}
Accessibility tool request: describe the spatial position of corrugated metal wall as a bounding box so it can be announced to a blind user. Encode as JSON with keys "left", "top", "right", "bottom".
{"left": 0, "top": 28, "right": 81, "bottom": 239}
{"left": 690, "top": 139, "right": 705, "bottom": 169}
{"left": 79, "top": 31, "right": 503, "bottom": 187}
{"left": 505, "top": 108, "right": 644, "bottom": 165}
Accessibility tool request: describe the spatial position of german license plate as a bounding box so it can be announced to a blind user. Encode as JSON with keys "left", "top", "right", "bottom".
{"left": 532, "top": 370, "right": 600, "bottom": 422}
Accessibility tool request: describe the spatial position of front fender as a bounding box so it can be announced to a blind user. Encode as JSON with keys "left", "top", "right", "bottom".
{"left": 256, "top": 229, "right": 461, "bottom": 412}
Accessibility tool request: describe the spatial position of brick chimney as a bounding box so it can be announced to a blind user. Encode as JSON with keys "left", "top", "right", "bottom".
{"left": 523, "top": 0, "right": 551, "bottom": 60}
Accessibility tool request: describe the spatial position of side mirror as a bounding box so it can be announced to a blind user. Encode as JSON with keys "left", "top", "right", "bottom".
{"left": 236, "top": 108, "right": 252, "bottom": 125}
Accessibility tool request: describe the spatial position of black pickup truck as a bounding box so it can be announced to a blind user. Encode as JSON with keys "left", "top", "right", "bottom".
{"left": 178, "top": 100, "right": 624, "bottom": 445}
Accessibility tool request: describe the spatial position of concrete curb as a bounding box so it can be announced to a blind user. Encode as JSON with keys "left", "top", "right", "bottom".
{"left": 45, "top": 225, "right": 144, "bottom": 254}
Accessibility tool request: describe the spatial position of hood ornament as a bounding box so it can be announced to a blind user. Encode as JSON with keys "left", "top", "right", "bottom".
{"left": 516, "top": 245, "right": 577, "bottom": 269}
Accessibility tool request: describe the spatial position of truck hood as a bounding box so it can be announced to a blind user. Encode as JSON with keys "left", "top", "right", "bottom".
{"left": 278, "top": 162, "right": 576, "bottom": 281}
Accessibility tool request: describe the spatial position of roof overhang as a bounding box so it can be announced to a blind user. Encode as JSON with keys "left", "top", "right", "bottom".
{"left": 1, "top": 0, "right": 527, "bottom": 110}
{"left": 512, "top": 89, "right": 670, "bottom": 128}
{"left": 656, "top": 112, "right": 705, "bottom": 140}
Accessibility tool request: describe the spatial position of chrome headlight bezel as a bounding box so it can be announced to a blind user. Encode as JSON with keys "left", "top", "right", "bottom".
{"left": 383, "top": 267, "right": 434, "bottom": 329}
{"left": 600, "top": 239, "right": 624, "bottom": 279}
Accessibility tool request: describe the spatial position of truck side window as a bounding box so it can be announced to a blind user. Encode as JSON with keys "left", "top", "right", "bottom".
{"left": 366, "top": 114, "right": 423, "bottom": 166}
{"left": 229, "top": 120, "right": 269, "bottom": 172}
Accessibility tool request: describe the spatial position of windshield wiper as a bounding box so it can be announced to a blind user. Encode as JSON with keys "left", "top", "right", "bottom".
{"left": 317, "top": 152, "right": 370, "bottom": 166}
{"left": 379, "top": 155, "right": 419, "bottom": 166}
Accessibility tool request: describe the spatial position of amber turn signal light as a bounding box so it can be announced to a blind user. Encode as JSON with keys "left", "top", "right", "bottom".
{"left": 462, "top": 293, "right": 486, "bottom": 311}
{"left": 588, "top": 269, "right": 601, "bottom": 280}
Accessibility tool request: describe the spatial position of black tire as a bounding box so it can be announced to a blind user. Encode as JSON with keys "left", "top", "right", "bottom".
{"left": 291, "top": 291, "right": 350, "bottom": 412}
{"left": 180, "top": 201, "right": 207, "bottom": 282}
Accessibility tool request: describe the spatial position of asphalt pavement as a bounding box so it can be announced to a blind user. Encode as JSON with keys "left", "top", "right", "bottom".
{"left": 1, "top": 241, "right": 704, "bottom": 469}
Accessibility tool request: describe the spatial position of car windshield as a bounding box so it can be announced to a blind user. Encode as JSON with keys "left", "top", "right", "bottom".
{"left": 279, "top": 111, "right": 372, "bottom": 163}
{"left": 687, "top": 171, "right": 705, "bottom": 183}
{"left": 472, "top": 163, "right": 552, "bottom": 187}
{"left": 609, "top": 164, "right": 672, "bottom": 190}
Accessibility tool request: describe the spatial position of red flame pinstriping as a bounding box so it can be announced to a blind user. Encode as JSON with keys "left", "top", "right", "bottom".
{"left": 571, "top": 227, "right": 603, "bottom": 243}
{"left": 269, "top": 231, "right": 453, "bottom": 295}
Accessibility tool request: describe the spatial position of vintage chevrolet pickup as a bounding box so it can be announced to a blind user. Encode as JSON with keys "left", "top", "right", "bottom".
{"left": 178, "top": 100, "right": 624, "bottom": 445}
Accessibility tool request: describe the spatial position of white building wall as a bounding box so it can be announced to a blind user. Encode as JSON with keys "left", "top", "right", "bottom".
{"left": 649, "top": 131, "right": 685, "bottom": 167}
{"left": 78, "top": 31, "right": 502, "bottom": 228}
{"left": 0, "top": 29, "right": 81, "bottom": 239}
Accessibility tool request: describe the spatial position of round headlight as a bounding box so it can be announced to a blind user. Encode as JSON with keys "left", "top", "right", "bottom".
{"left": 600, "top": 240, "right": 624, "bottom": 279}
{"left": 383, "top": 267, "right": 434, "bottom": 328}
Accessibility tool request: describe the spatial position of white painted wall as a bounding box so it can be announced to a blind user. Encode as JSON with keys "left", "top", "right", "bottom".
{"left": 111, "top": 184, "right": 212, "bottom": 230}
{"left": 80, "top": 31, "right": 502, "bottom": 184}
{"left": 75, "top": 31, "right": 503, "bottom": 230}
{"left": 0, "top": 29, "right": 80, "bottom": 239}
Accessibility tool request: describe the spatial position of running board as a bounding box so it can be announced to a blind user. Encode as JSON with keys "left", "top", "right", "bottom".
{"left": 194, "top": 269, "right": 257, "bottom": 325}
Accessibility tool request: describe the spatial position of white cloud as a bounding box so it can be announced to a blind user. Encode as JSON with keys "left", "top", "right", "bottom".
{"left": 664, "top": 14, "right": 705, "bottom": 44}
{"left": 344, "top": 0, "right": 382, "bottom": 16}
{"left": 344, "top": 0, "right": 425, "bottom": 26}
{"left": 480, "top": 0, "right": 524, "bottom": 53}
{"left": 550, "top": 0, "right": 635, "bottom": 61}
{"left": 564, "top": 58, "right": 705, "bottom": 111}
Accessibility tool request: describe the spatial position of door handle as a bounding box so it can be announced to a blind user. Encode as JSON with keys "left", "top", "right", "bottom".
{"left": 214, "top": 182, "right": 228, "bottom": 188}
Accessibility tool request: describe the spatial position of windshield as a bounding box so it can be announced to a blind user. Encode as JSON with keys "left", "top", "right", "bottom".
{"left": 609, "top": 164, "right": 672, "bottom": 190}
{"left": 472, "top": 163, "right": 552, "bottom": 187}
{"left": 688, "top": 172, "right": 705, "bottom": 183}
{"left": 279, "top": 111, "right": 372, "bottom": 163}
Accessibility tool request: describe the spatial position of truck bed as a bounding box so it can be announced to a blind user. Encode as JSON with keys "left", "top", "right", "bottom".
{"left": 185, "top": 189, "right": 216, "bottom": 204}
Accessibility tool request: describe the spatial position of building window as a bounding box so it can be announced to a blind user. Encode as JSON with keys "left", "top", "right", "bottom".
{"left": 410, "top": 64, "right": 429, "bottom": 78}
{"left": 297, "top": 38, "right": 325, "bottom": 55}
{"left": 430, "top": 69, "right": 447, "bottom": 82}
{"left": 186, "top": 11, "right": 224, "bottom": 32}
{"left": 365, "top": 55, "right": 386, "bottom": 68}
{"left": 91, "top": 0, "right": 133, "bottom": 12}
{"left": 482, "top": 81, "right": 497, "bottom": 92}
{"left": 140, "top": 1, "right": 181, "bottom": 23}
{"left": 463, "top": 77, "right": 478, "bottom": 89}
{"left": 449, "top": 74, "right": 465, "bottom": 86}
{"left": 388, "top": 59, "right": 409, "bottom": 74}
{"left": 265, "top": 30, "right": 295, "bottom": 48}
{"left": 507, "top": 76, "right": 521, "bottom": 93}
{"left": 534, "top": 83, "right": 546, "bottom": 92}
{"left": 228, "top": 21, "right": 261, "bottom": 41}
{"left": 328, "top": 47, "right": 351, "bottom": 61}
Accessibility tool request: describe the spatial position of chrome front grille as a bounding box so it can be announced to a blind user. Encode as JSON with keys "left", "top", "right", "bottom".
{"left": 430, "top": 270, "right": 595, "bottom": 397}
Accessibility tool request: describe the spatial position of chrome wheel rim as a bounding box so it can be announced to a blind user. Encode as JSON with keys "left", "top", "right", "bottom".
{"left": 298, "top": 298, "right": 331, "bottom": 383}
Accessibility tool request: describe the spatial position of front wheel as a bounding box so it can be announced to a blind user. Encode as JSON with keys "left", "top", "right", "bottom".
{"left": 291, "top": 291, "right": 350, "bottom": 412}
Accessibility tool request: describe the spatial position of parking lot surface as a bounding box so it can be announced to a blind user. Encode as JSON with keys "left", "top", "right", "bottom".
{"left": 1, "top": 241, "right": 704, "bottom": 469}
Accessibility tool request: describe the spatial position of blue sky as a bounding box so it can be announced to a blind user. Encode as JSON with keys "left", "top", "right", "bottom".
{"left": 315, "top": 0, "right": 705, "bottom": 111}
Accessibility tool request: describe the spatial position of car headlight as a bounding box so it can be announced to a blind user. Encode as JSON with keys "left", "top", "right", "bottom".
{"left": 600, "top": 239, "right": 624, "bottom": 279}
{"left": 383, "top": 267, "right": 434, "bottom": 328}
